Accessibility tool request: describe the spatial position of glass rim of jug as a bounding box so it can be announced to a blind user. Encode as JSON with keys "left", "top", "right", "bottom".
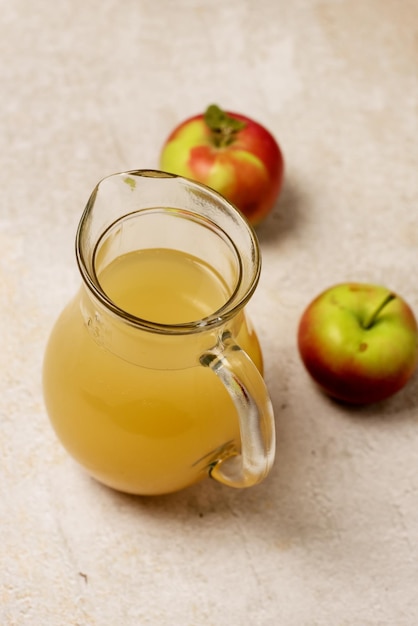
{"left": 75, "top": 170, "right": 262, "bottom": 335}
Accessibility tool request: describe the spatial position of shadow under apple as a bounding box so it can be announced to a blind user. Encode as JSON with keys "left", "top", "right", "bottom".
{"left": 255, "top": 174, "right": 306, "bottom": 245}
{"left": 316, "top": 368, "right": 418, "bottom": 424}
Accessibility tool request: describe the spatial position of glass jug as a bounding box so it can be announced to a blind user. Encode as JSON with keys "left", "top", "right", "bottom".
{"left": 43, "top": 170, "right": 275, "bottom": 495}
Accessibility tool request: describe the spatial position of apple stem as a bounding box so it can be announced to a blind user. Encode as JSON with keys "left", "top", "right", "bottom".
{"left": 363, "top": 292, "right": 396, "bottom": 329}
{"left": 204, "top": 104, "right": 246, "bottom": 148}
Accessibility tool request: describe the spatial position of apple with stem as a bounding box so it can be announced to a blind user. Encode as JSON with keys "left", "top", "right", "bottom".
{"left": 159, "top": 104, "right": 284, "bottom": 226}
{"left": 297, "top": 283, "right": 418, "bottom": 404}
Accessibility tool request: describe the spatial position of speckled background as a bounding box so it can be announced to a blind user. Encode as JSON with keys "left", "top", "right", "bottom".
{"left": 1, "top": 1, "right": 418, "bottom": 624}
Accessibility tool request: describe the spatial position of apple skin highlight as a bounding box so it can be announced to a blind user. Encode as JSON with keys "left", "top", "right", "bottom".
{"left": 297, "top": 283, "right": 418, "bottom": 405}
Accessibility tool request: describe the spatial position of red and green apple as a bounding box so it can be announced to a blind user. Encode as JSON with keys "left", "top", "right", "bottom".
{"left": 297, "top": 283, "right": 418, "bottom": 404}
{"left": 159, "top": 104, "right": 284, "bottom": 226}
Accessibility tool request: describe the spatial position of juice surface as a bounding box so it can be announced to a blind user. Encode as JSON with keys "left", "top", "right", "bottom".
{"left": 43, "top": 248, "right": 262, "bottom": 494}
{"left": 98, "top": 248, "right": 230, "bottom": 324}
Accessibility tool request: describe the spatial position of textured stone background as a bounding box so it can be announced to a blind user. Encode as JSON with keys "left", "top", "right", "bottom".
{"left": 1, "top": 1, "right": 418, "bottom": 624}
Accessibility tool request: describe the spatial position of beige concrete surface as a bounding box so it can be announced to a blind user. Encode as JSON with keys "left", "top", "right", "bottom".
{"left": 1, "top": 1, "right": 418, "bottom": 624}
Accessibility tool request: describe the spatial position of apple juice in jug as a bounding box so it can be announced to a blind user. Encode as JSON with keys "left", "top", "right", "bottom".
{"left": 43, "top": 231, "right": 263, "bottom": 494}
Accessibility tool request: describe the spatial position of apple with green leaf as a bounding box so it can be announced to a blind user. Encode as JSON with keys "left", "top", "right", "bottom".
{"left": 159, "top": 104, "right": 284, "bottom": 226}
{"left": 297, "top": 283, "right": 418, "bottom": 404}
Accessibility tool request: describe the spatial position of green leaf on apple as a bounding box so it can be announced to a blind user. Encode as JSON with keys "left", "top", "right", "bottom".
{"left": 204, "top": 104, "right": 247, "bottom": 148}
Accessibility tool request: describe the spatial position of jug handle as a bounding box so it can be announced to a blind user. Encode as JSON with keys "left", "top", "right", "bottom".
{"left": 200, "top": 332, "right": 275, "bottom": 488}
